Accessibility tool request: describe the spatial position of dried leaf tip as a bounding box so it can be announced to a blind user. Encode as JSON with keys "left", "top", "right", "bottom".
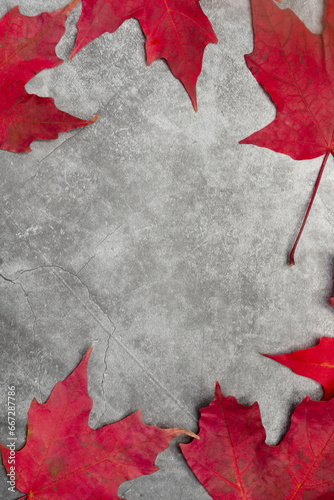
{"left": 66, "top": 0, "right": 81, "bottom": 15}
{"left": 85, "top": 346, "right": 94, "bottom": 357}
{"left": 181, "top": 429, "right": 199, "bottom": 440}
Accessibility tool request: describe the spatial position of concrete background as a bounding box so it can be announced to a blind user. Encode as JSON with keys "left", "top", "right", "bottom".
{"left": 0, "top": 0, "right": 332, "bottom": 498}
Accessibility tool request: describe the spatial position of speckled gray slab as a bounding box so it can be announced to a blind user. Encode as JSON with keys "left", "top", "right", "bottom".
{"left": 0, "top": 0, "right": 332, "bottom": 498}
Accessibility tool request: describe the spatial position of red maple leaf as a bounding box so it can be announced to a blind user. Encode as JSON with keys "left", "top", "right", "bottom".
{"left": 0, "top": 348, "right": 196, "bottom": 499}
{"left": 0, "top": 1, "right": 97, "bottom": 153}
{"left": 181, "top": 382, "right": 334, "bottom": 499}
{"left": 240, "top": 0, "right": 334, "bottom": 265}
{"left": 70, "top": 0, "right": 218, "bottom": 110}
{"left": 263, "top": 337, "right": 334, "bottom": 401}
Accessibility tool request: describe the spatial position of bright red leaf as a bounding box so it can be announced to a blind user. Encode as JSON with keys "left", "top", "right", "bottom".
{"left": 70, "top": 0, "right": 218, "bottom": 110}
{"left": 0, "top": 348, "right": 196, "bottom": 499}
{"left": 240, "top": 0, "right": 334, "bottom": 265}
{"left": 181, "top": 382, "right": 334, "bottom": 499}
{"left": 263, "top": 337, "right": 334, "bottom": 401}
{"left": 0, "top": 1, "right": 97, "bottom": 153}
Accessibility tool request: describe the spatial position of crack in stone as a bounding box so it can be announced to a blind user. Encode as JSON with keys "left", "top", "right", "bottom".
{"left": 24, "top": 287, "right": 37, "bottom": 344}
{"left": 95, "top": 329, "right": 112, "bottom": 426}
{"left": 0, "top": 273, "right": 15, "bottom": 284}
{"left": 18, "top": 264, "right": 115, "bottom": 327}
{"left": 0, "top": 272, "right": 40, "bottom": 393}
{"left": 37, "top": 129, "right": 85, "bottom": 165}
{"left": 77, "top": 223, "right": 124, "bottom": 275}
{"left": 0, "top": 194, "right": 171, "bottom": 427}
{"left": 8, "top": 262, "right": 195, "bottom": 424}
{"left": 17, "top": 264, "right": 115, "bottom": 420}
{"left": 0, "top": 273, "right": 37, "bottom": 343}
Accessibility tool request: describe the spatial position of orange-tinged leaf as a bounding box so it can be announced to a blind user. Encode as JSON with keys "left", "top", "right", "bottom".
{"left": 181, "top": 383, "right": 334, "bottom": 499}
{"left": 70, "top": 0, "right": 218, "bottom": 110}
{"left": 0, "top": 348, "right": 196, "bottom": 499}
{"left": 263, "top": 337, "right": 334, "bottom": 400}
{"left": 0, "top": 2, "right": 96, "bottom": 153}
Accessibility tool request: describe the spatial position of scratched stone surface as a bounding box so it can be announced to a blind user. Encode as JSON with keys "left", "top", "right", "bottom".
{"left": 0, "top": 0, "right": 332, "bottom": 498}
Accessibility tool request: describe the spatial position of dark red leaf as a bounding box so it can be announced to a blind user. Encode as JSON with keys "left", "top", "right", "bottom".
{"left": 0, "top": 348, "right": 196, "bottom": 499}
{"left": 0, "top": 1, "right": 97, "bottom": 153}
{"left": 71, "top": 0, "right": 218, "bottom": 110}
{"left": 240, "top": 0, "right": 334, "bottom": 264}
{"left": 263, "top": 337, "right": 334, "bottom": 400}
{"left": 181, "top": 382, "right": 334, "bottom": 499}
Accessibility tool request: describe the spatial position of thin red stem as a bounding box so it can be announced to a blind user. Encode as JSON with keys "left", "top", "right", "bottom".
{"left": 16, "top": 496, "right": 28, "bottom": 499}
{"left": 289, "top": 150, "right": 331, "bottom": 266}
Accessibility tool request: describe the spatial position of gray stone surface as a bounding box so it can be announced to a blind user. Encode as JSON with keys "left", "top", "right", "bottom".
{"left": 0, "top": 0, "right": 332, "bottom": 498}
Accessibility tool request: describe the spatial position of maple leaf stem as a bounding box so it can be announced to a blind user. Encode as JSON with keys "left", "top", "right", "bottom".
{"left": 289, "top": 150, "right": 331, "bottom": 266}
{"left": 16, "top": 495, "right": 28, "bottom": 499}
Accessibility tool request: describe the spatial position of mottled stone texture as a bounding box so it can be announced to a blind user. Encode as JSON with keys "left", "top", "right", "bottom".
{"left": 0, "top": 0, "right": 332, "bottom": 498}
